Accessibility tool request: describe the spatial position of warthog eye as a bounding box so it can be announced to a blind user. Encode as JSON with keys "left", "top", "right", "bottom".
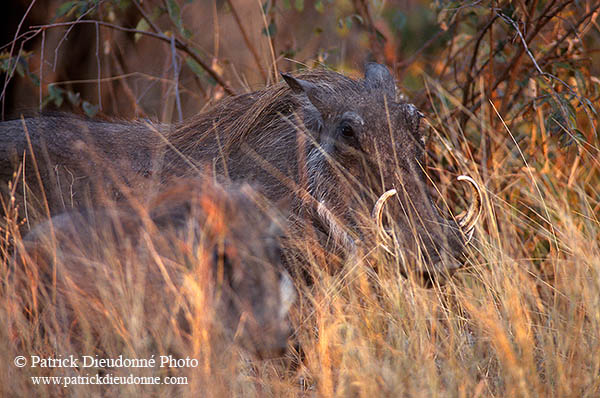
{"left": 340, "top": 124, "right": 354, "bottom": 138}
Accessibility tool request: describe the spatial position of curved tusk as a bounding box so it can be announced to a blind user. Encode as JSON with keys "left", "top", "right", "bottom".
{"left": 456, "top": 175, "right": 483, "bottom": 240}
{"left": 372, "top": 189, "right": 397, "bottom": 249}
{"left": 317, "top": 201, "right": 356, "bottom": 252}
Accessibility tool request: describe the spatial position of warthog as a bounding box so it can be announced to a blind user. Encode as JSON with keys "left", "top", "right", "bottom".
{"left": 16, "top": 180, "right": 296, "bottom": 358}
{"left": 1, "top": 63, "right": 481, "bottom": 280}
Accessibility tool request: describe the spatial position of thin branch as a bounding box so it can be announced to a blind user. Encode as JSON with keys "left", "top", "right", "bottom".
{"left": 129, "top": 0, "right": 235, "bottom": 96}
{"left": 39, "top": 29, "right": 45, "bottom": 113}
{"left": 95, "top": 21, "right": 102, "bottom": 111}
{"left": 458, "top": 0, "right": 572, "bottom": 121}
{"left": 352, "top": 0, "right": 386, "bottom": 64}
{"left": 30, "top": 20, "right": 234, "bottom": 96}
{"left": 52, "top": 4, "right": 99, "bottom": 71}
{"left": 508, "top": 3, "right": 600, "bottom": 114}
{"left": 538, "top": 2, "right": 600, "bottom": 67}
{"left": 498, "top": 9, "right": 594, "bottom": 122}
{"left": 459, "top": 14, "right": 498, "bottom": 127}
{"left": 490, "top": 0, "right": 569, "bottom": 94}
{"left": 226, "top": 0, "right": 267, "bottom": 82}
{"left": 1, "top": 0, "right": 37, "bottom": 119}
{"left": 0, "top": 29, "right": 40, "bottom": 52}
{"left": 131, "top": 0, "right": 162, "bottom": 34}
{"left": 256, "top": 0, "right": 278, "bottom": 83}
{"left": 170, "top": 36, "right": 183, "bottom": 122}
{"left": 397, "top": 24, "right": 454, "bottom": 70}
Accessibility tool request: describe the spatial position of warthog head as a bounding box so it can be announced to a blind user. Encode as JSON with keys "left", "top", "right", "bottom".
{"left": 280, "top": 64, "right": 482, "bottom": 281}
{"left": 20, "top": 180, "right": 296, "bottom": 358}
{"left": 150, "top": 181, "right": 296, "bottom": 357}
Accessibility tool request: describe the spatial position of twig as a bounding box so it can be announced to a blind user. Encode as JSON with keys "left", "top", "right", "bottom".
{"left": 490, "top": 0, "right": 569, "bottom": 95}
{"left": 459, "top": 14, "right": 498, "bottom": 127}
{"left": 212, "top": 0, "right": 220, "bottom": 58}
{"left": 131, "top": 0, "right": 234, "bottom": 96}
{"left": 397, "top": 24, "right": 453, "bottom": 69}
{"left": 498, "top": 10, "right": 595, "bottom": 122}
{"left": 352, "top": 0, "right": 386, "bottom": 64}
{"left": 131, "top": 0, "right": 162, "bottom": 34}
{"left": 509, "top": 6, "right": 599, "bottom": 118}
{"left": 459, "top": 0, "right": 572, "bottom": 122}
{"left": 95, "top": 21, "right": 102, "bottom": 111}
{"left": 0, "top": 29, "right": 40, "bottom": 52}
{"left": 226, "top": 0, "right": 267, "bottom": 82}
{"left": 52, "top": 4, "right": 98, "bottom": 72}
{"left": 1, "top": 0, "right": 37, "bottom": 119}
{"left": 39, "top": 29, "right": 45, "bottom": 113}
{"left": 30, "top": 20, "right": 234, "bottom": 95}
{"left": 256, "top": 0, "right": 278, "bottom": 83}
{"left": 538, "top": 3, "right": 600, "bottom": 67}
{"left": 170, "top": 36, "right": 183, "bottom": 122}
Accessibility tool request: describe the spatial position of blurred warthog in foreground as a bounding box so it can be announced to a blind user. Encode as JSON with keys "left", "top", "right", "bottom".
{"left": 15, "top": 180, "right": 295, "bottom": 358}
{"left": 1, "top": 63, "right": 481, "bottom": 281}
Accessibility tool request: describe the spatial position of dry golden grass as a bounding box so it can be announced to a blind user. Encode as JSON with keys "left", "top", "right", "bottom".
{"left": 1, "top": 91, "right": 599, "bottom": 397}
{"left": 1, "top": 0, "right": 599, "bottom": 395}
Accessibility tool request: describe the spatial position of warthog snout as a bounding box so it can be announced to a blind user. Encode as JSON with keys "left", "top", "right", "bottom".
{"left": 281, "top": 63, "right": 483, "bottom": 281}
{"left": 373, "top": 175, "right": 482, "bottom": 281}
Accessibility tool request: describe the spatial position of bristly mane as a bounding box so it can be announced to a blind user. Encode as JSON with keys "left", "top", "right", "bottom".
{"left": 165, "top": 69, "right": 362, "bottom": 158}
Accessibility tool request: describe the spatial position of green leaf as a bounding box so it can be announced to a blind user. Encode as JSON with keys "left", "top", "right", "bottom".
{"left": 166, "top": 0, "right": 183, "bottom": 30}
{"left": 14, "top": 58, "right": 26, "bottom": 77}
{"left": 280, "top": 48, "right": 296, "bottom": 58}
{"left": 67, "top": 91, "right": 81, "bottom": 106}
{"left": 390, "top": 10, "right": 406, "bottom": 30}
{"left": 55, "top": 1, "right": 78, "bottom": 19}
{"left": 574, "top": 70, "right": 587, "bottom": 93}
{"left": 185, "top": 57, "right": 205, "bottom": 78}
{"left": 294, "top": 0, "right": 304, "bottom": 12}
{"left": 48, "top": 85, "right": 65, "bottom": 107}
{"left": 262, "top": 21, "right": 277, "bottom": 37}
{"left": 134, "top": 18, "right": 150, "bottom": 42}
{"left": 28, "top": 72, "right": 40, "bottom": 87}
{"left": 75, "top": 1, "right": 91, "bottom": 17}
{"left": 262, "top": 0, "right": 270, "bottom": 13}
{"left": 115, "top": 0, "right": 131, "bottom": 10}
{"left": 181, "top": 28, "right": 192, "bottom": 40}
{"left": 345, "top": 16, "right": 353, "bottom": 29}
{"left": 554, "top": 62, "right": 574, "bottom": 71}
{"left": 314, "top": 0, "right": 324, "bottom": 13}
{"left": 82, "top": 101, "right": 99, "bottom": 117}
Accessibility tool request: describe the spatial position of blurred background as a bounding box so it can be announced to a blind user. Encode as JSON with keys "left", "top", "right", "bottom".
{"left": 2, "top": 1, "right": 598, "bottom": 123}
{"left": 1, "top": 0, "right": 599, "bottom": 195}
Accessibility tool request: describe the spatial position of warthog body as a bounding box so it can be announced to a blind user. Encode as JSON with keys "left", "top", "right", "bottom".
{"left": 1, "top": 63, "right": 480, "bottom": 279}
{"left": 17, "top": 180, "right": 296, "bottom": 357}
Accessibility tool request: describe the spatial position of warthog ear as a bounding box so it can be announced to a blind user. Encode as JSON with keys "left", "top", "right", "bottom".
{"left": 281, "top": 73, "right": 317, "bottom": 94}
{"left": 281, "top": 72, "right": 326, "bottom": 138}
{"left": 280, "top": 72, "right": 323, "bottom": 108}
{"left": 364, "top": 63, "right": 395, "bottom": 99}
